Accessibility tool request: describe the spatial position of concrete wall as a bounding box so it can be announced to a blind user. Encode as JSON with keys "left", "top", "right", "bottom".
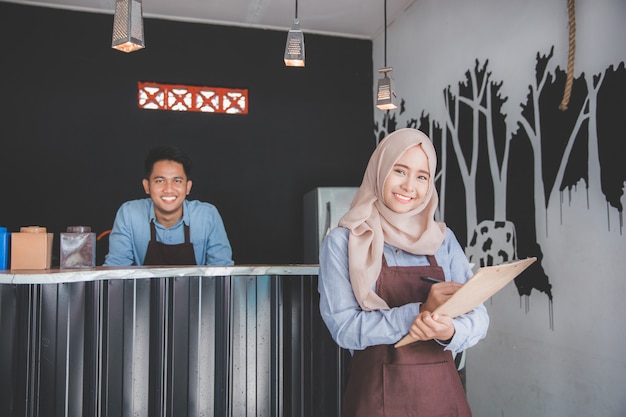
{"left": 373, "top": 0, "right": 626, "bottom": 416}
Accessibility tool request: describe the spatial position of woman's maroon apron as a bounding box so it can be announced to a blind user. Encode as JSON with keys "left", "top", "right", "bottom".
{"left": 143, "top": 220, "right": 197, "bottom": 266}
{"left": 341, "top": 255, "right": 472, "bottom": 417}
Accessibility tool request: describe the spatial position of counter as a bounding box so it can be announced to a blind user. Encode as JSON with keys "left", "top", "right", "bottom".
{"left": 0, "top": 264, "right": 319, "bottom": 284}
{"left": 0, "top": 265, "right": 349, "bottom": 417}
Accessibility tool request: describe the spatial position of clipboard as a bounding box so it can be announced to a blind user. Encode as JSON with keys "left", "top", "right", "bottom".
{"left": 394, "top": 257, "right": 537, "bottom": 348}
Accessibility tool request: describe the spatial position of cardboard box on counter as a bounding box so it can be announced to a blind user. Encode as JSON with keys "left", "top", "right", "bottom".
{"left": 11, "top": 226, "right": 54, "bottom": 270}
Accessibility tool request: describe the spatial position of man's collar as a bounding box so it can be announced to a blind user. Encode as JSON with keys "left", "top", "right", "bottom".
{"left": 149, "top": 199, "right": 189, "bottom": 227}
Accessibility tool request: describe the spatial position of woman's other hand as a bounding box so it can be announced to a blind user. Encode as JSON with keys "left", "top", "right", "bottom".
{"left": 408, "top": 312, "right": 455, "bottom": 341}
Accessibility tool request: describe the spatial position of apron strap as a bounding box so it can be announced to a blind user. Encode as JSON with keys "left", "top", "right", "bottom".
{"left": 150, "top": 220, "right": 157, "bottom": 241}
{"left": 184, "top": 223, "right": 191, "bottom": 243}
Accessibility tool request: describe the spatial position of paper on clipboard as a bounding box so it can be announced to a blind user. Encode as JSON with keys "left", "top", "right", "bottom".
{"left": 394, "top": 257, "right": 537, "bottom": 348}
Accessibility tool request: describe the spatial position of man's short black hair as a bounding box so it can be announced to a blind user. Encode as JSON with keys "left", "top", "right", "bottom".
{"left": 144, "top": 145, "right": 192, "bottom": 179}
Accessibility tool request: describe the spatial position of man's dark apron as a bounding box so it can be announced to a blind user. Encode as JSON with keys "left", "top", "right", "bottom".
{"left": 341, "top": 255, "right": 472, "bottom": 417}
{"left": 143, "top": 220, "right": 197, "bottom": 266}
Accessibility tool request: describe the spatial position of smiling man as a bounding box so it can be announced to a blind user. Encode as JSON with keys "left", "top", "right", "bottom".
{"left": 104, "top": 145, "right": 234, "bottom": 266}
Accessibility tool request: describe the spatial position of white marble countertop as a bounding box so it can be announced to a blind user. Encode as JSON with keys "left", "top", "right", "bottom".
{"left": 0, "top": 264, "right": 320, "bottom": 284}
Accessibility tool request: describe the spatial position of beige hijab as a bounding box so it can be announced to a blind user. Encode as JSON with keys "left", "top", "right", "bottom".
{"left": 339, "top": 128, "right": 446, "bottom": 311}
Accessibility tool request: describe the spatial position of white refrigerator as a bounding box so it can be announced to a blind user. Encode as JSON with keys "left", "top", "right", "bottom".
{"left": 303, "top": 187, "right": 358, "bottom": 263}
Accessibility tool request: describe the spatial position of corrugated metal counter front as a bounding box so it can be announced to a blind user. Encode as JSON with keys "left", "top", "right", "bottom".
{"left": 0, "top": 265, "right": 349, "bottom": 417}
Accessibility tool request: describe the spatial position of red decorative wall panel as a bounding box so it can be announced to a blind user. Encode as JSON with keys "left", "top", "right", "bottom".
{"left": 138, "top": 82, "right": 248, "bottom": 114}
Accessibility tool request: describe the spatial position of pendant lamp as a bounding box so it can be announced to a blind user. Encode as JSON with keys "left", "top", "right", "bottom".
{"left": 375, "top": 0, "right": 397, "bottom": 110}
{"left": 112, "top": 0, "right": 145, "bottom": 53}
{"left": 284, "top": 0, "right": 305, "bottom": 67}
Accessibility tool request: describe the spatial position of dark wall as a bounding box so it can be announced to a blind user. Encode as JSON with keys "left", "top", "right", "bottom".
{"left": 0, "top": 3, "right": 375, "bottom": 265}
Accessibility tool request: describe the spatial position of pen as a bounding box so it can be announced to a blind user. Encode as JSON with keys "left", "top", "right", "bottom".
{"left": 420, "top": 276, "right": 444, "bottom": 284}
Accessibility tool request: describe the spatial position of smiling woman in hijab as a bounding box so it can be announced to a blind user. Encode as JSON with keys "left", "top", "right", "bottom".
{"left": 318, "top": 128, "right": 489, "bottom": 417}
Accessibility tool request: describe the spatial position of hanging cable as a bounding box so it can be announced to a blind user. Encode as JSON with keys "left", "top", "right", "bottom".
{"left": 384, "top": 0, "right": 388, "bottom": 67}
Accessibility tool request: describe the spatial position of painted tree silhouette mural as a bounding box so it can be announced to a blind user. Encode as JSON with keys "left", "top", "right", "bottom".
{"left": 375, "top": 49, "right": 626, "bottom": 327}
{"left": 597, "top": 62, "right": 626, "bottom": 222}
{"left": 441, "top": 60, "right": 509, "bottom": 235}
{"left": 515, "top": 46, "right": 589, "bottom": 241}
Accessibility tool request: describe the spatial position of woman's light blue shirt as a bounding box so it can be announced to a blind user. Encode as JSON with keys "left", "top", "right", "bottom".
{"left": 318, "top": 226, "right": 489, "bottom": 354}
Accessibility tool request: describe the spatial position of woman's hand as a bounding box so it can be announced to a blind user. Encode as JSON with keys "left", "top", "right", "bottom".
{"left": 420, "top": 281, "right": 462, "bottom": 313}
{"left": 408, "top": 281, "right": 461, "bottom": 341}
{"left": 408, "top": 312, "right": 455, "bottom": 341}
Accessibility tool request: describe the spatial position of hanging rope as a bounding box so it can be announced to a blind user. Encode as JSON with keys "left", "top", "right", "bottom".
{"left": 559, "top": 0, "right": 576, "bottom": 111}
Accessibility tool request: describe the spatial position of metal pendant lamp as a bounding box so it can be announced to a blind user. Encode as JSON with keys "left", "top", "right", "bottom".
{"left": 284, "top": 0, "right": 305, "bottom": 67}
{"left": 111, "top": 0, "right": 145, "bottom": 53}
{"left": 375, "top": 0, "right": 398, "bottom": 110}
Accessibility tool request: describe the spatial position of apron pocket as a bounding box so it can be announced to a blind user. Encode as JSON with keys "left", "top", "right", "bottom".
{"left": 383, "top": 362, "right": 457, "bottom": 417}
